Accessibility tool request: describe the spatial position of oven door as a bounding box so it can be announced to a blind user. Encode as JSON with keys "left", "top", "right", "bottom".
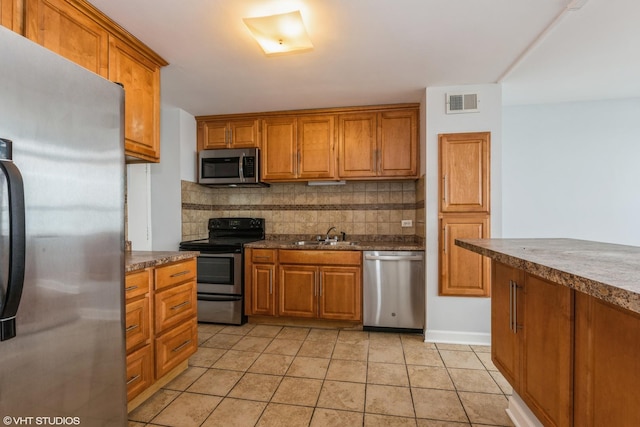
{"left": 196, "top": 253, "right": 242, "bottom": 295}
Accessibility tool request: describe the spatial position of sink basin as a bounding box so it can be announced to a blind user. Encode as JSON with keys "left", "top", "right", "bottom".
{"left": 291, "top": 240, "right": 359, "bottom": 246}
{"left": 291, "top": 241, "right": 323, "bottom": 246}
{"left": 323, "top": 241, "right": 359, "bottom": 246}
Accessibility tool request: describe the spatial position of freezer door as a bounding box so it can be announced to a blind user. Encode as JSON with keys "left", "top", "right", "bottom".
{"left": 0, "top": 27, "right": 126, "bottom": 423}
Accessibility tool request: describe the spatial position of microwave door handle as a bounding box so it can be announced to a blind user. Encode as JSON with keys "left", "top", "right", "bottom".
{"left": 0, "top": 158, "right": 26, "bottom": 342}
{"left": 238, "top": 153, "right": 245, "bottom": 183}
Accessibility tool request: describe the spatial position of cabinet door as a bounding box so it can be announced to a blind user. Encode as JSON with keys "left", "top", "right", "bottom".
{"left": 109, "top": 36, "right": 161, "bottom": 162}
{"left": 439, "top": 215, "right": 490, "bottom": 296}
{"left": 278, "top": 265, "right": 316, "bottom": 318}
{"left": 298, "top": 115, "right": 336, "bottom": 180}
{"left": 201, "top": 120, "right": 229, "bottom": 149}
{"left": 378, "top": 110, "right": 418, "bottom": 177}
{"left": 574, "top": 292, "right": 640, "bottom": 427}
{"left": 230, "top": 119, "right": 259, "bottom": 148}
{"left": 491, "top": 261, "right": 522, "bottom": 388}
{"left": 318, "top": 266, "right": 361, "bottom": 321}
{"left": 520, "top": 274, "right": 573, "bottom": 427}
{"left": 261, "top": 117, "right": 297, "bottom": 181}
{"left": 249, "top": 263, "right": 276, "bottom": 316}
{"left": 25, "top": 0, "right": 109, "bottom": 77}
{"left": 338, "top": 113, "right": 377, "bottom": 178}
{"left": 155, "top": 281, "right": 197, "bottom": 333}
{"left": 125, "top": 295, "right": 151, "bottom": 352}
{"left": 439, "top": 132, "right": 490, "bottom": 213}
{"left": 126, "top": 344, "right": 154, "bottom": 402}
{"left": 1, "top": 0, "right": 22, "bottom": 32}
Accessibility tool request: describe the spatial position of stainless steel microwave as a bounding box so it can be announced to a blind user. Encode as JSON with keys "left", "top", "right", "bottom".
{"left": 198, "top": 147, "right": 267, "bottom": 186}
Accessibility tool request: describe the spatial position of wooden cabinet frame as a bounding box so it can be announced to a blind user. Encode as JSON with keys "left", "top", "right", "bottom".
{"left": 439, "top": 131, "right": 491, "bottom": 297}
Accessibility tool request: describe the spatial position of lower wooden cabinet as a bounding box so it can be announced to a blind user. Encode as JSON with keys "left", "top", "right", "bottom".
{"left": 155, "top": 317, "right": 198, "bottom": 378}
{"left": 574, "top": 292, "right": 640, "bottom": 427}
{"left": 125, "top": 344, "right": 153, "bottom": 402}
{"left": 439, "top": 215, "right": 490, "bottom": 296}
{"left": 125, "top": 257, "right": 197, "bottom": 406}
{"left": 492, "top": 261, "right": 573, "bottom": 427}
{"left": 245, "top": 248, "right": 362, "bottom": 322}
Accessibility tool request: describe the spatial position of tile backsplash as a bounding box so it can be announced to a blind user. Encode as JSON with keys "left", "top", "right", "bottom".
{"left": 181, "top": 177, "right": 425, "bottom": 243}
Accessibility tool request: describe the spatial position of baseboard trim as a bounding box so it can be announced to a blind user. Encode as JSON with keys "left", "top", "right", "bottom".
{"left": 506, "top": 392, "right": 544, "bottom": 427}
{"left": 424, "top": 329, "right": 491, "bottom": 346}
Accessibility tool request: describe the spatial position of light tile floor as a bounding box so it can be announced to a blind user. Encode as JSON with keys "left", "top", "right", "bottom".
{"left": 129, "top": 323, "right": 514, "bottom": 427}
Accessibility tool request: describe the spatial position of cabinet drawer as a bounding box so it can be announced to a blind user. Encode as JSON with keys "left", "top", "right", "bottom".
{"left": 125, "top": 296, "right": 151, "bottom": 352}
{"left": 279, "top": 250, "right": 361, "bottom": 266}
{"left": 155, "top": 317, "right": 198, "bottom": 378}
{"left": 125, "top": 268, "right": 151, "bottom": 301}
{"left": 126, "top": 344, "right": 154, "bottom": 402}
{"left": 155, "top": 258, "right": 197, "bottom": 291}
{"left": 155, "top": 281, "right": 196, "bottom": 333}
{"left": 251, "top": 249, "right": 277, "bottom": 263}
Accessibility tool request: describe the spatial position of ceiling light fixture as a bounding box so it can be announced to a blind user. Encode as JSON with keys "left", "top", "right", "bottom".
{"left": 243, "top": 10, "right": 313, "bottom": 56}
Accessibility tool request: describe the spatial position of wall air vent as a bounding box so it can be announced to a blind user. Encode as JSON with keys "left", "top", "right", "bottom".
{"left": 446, "top": 93, "right": 479, "bottom": 114}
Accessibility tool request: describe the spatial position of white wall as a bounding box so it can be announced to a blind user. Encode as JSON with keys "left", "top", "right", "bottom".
{"left": 149, "top": 107, "right": 196, "bottom": 250}
{"left": 127, "top": 164, "right": 152, "bottom": 250}
{"left": 424, "top": 84, "right": 502, "bottom": 345}
{"left": 502, "top": 98, "right": 640, "bottom": 246}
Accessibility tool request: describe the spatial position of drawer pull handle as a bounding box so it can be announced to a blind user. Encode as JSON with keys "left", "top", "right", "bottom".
{"left": 172, "top": 339, "right": 192, "bottom": 353}
{"left": 125, "top": 324, "right": 139, "bottom": 333}
{"left": 170, "top": 301, "right": 190, "bottom": 310}
{"left": 125, "top": 285, "right": 139, "bottom": 292}
{"left": 254, "top": 256, "right": 271, "bottom": 260}
{"left": 170, "top": 270, "right": 189, "bottom": 278}
{"left": 126, "top": 374, "right": 140, "bottom": 385}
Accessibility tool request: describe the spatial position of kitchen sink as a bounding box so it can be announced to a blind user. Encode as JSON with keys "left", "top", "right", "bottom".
{"left": 291, "top": 240, "right": 359, "bottom": 246}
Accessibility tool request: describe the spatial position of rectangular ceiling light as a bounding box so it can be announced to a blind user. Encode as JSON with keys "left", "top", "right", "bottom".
{"left": 243, "top": 10, "right": 314, "bottom": 56}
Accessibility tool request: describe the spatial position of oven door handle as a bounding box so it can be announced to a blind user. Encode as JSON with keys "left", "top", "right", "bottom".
{"left": 197, "top": 253, "right": 241, "bottom": 258}
{"left": 197, "top": 294, "right": 242, "bottom": 302}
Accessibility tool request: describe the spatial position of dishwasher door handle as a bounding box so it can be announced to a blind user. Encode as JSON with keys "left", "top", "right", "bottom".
{"left": 364, "top": 255, "right": 423, "bottom": 262}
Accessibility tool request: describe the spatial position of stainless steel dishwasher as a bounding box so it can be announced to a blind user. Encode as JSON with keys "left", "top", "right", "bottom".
{"left": 363, "top": 251, "right": 425, "bottom": 332}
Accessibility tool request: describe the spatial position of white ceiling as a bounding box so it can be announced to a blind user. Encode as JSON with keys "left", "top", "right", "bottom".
{"left": 88, "top": 0, "right": 640, "bottom": 116}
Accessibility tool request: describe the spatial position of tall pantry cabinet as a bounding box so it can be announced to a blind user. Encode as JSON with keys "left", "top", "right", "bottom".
{"left": 438, "top": 132, "right": 491, "bottom": 296}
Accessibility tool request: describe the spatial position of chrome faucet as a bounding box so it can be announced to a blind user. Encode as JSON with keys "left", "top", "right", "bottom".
{"left": 325, "top": 226, "right": 338, "bottom": 241}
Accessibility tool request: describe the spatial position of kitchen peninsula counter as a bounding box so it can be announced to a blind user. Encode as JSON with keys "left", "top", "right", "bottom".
{"left": 457, "top": 237, "right": 640, "bottom": 427}
{"left": 456, "top": 238, "right": 640, "bottom": 314}
{"left": 245, "top": 240, "right": 424, "bottom": 252}
{"left": 125, "top": 250, "right": 199, "bottom": 273}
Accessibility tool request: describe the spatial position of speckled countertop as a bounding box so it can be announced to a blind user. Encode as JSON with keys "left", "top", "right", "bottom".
{"left": 125, "top": 251, "right": 199, "bottom": 273}
{"left": 245, "top": 240, "right": 424, "bottom": 252}
{"left": 457, "top": 238, "right": 640, "bottom": 315}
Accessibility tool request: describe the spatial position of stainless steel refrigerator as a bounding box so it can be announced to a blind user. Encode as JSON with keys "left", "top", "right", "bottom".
{"left": 0, "top": 26, "right": 126, "bottom": 424}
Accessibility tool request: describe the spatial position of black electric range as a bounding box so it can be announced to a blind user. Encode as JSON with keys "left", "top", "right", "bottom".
{"left": 179, "top": 217, "right": 265, "bottom": 325}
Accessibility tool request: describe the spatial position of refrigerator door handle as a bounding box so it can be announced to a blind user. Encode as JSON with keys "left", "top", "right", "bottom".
{"left": 0, "top": 156, "right": 26, "bottom": 342}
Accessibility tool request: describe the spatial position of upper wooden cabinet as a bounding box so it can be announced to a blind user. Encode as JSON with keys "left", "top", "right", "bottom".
{"left": 339, "top": 109, "right": 418, "bottom": 179}
{"left": 109, "top": 35, "right": 161, "bottom": 162}
{"left": 23, "top": 0, "right": 167, "bottom": 162}
{"left": 196, "top": 104, "right": 419, "bottom": 182}
{"left": 198, "top": 119, "right": 259, "bottom": 150}
{"left": 439, "top": 132, "right": 490, "bottom": 213}
{"left": 25, "top": 0, "right": 109, "bottom": 77}
{"left": 261, "top": 115, "right": 336, "bottom": 182}
{"left": 1, "top": 0, "right": 23, "bottom": 32}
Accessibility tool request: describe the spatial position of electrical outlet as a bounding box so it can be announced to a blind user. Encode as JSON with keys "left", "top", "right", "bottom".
{"left": 401, "top": 219, "right": 413, "bottom": 227}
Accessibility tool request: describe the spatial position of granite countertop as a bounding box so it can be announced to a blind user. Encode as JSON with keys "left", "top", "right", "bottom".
{"left": 125, "top": 250, "right": 200, "bottom": 273}
{"left": 456, "top": 238, "right": 640, "bottom": 315}
{"left": 245, "top": 240, "right": 424, "bottom": 252}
